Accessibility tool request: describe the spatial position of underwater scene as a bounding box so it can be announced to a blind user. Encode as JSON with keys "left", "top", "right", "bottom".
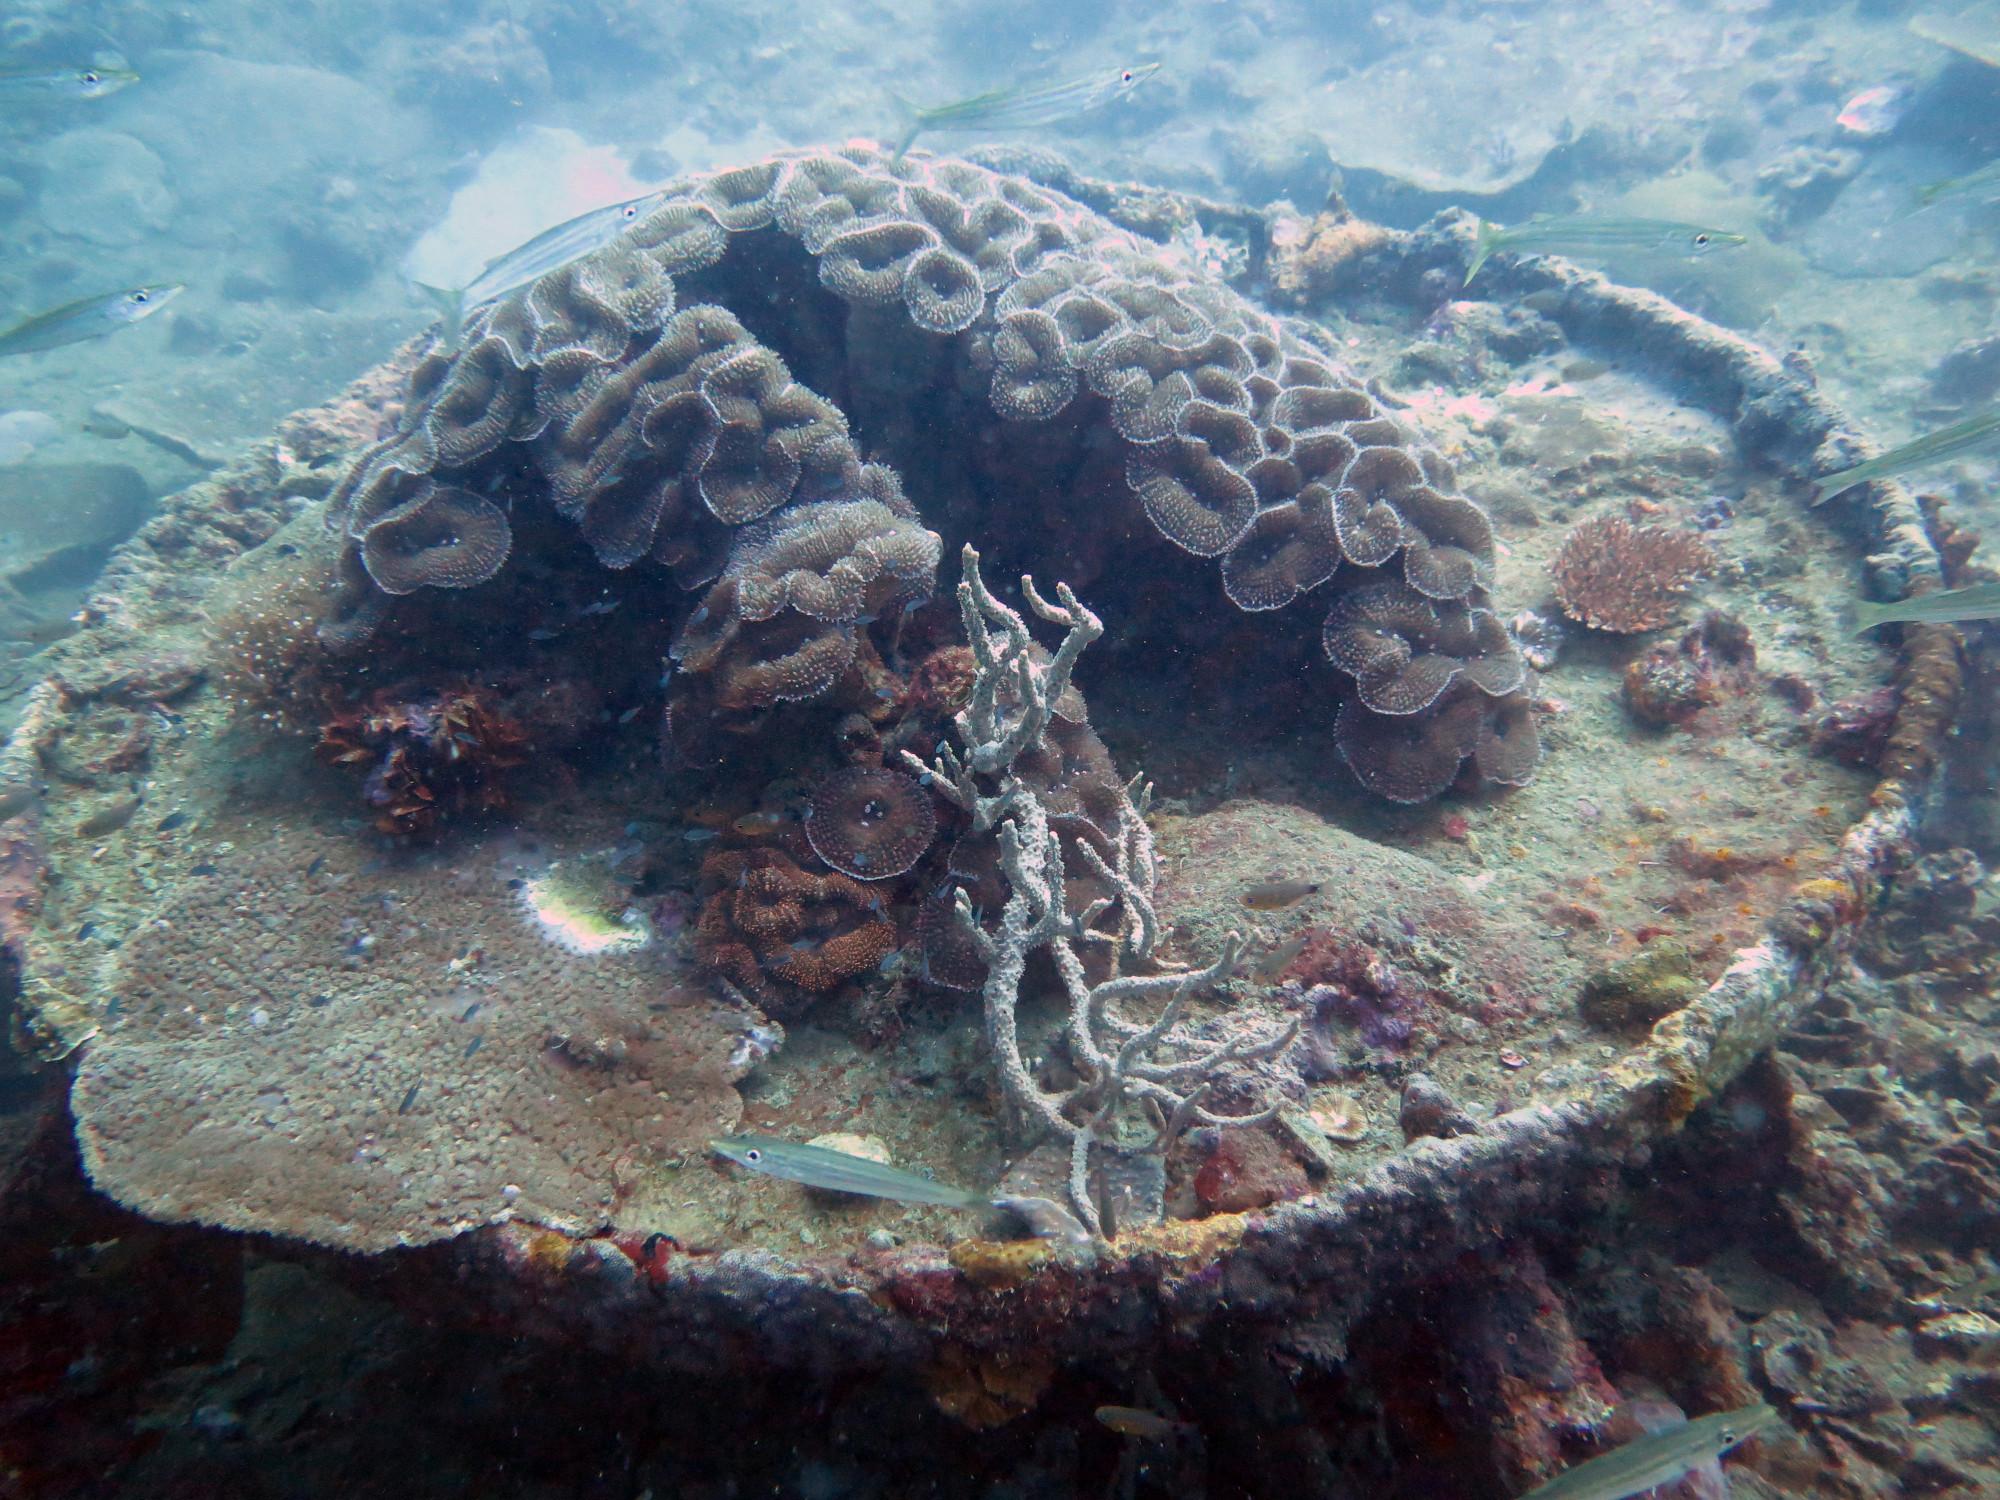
{"left": 3, "top": 0, "right": 2000, "bottom": 1495}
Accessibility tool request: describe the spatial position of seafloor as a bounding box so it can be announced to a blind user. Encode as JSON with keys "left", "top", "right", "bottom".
{"left": 0, "top": 4, "right": 1998, "bottom": 1498}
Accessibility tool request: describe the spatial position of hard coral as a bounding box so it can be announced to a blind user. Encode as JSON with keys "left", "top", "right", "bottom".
{"left": 804, "top": 766, "right": 938, "bottom": 880}
{"left": 1553, "top": 516, "right": 1715, "bottom": 633}
{"left": 316, "top": 144, "right": 1515, "bottom": 800}
{"left": 315, "top": 683, "right": 528, "bottom": 836}
{"left": 694, "top": 848, "right": 898, "bottom": 1014}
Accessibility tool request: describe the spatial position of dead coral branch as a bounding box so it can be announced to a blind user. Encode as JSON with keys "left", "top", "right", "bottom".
{"left": 899, "top": 546, "right": 1295, "bottom": 1237}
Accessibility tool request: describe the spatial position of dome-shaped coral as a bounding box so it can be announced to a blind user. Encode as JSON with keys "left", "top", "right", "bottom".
{"left": 1322, "top": 578, "right": 1525, "bottom": 715}
{"left": 804, "top": 767, "right": 938, "bottom": 880}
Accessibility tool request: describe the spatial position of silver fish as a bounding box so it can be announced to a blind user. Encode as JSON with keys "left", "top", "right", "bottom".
{"left": 709, "top": 1135, "right": 986, "bottom": 1208}
{"left": 415, "top": 190, "right": 668, "bottom": 348}
{"left": 0, "top": 284, "right": 184, "bottom": 358}
{"left": 893, "top": 63, "right": 1161, "bottom": 160}
{"left": 1851, "top": 579, "right": 2000, "bottom": 635}
{"left": 1811, "top": 408, "right": 2000, "bottom": 505}
{"left": 0, "top": 66, "right": 138, "bottom": 99}
{"left": 1914, "top": 158, "right": 2000, "bottom": 208}
{"left": 1464, "top": 217, "right": 1747, "bottom": 286}
{"left": 1517, "top": 1405, "right": 1778, "bottom": 1500}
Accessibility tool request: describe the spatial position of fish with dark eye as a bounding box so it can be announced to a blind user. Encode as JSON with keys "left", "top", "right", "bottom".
{"left": 76, "top": 796, "right": 142, "bottom": 837}
{"left": 1515, "top": 1403, "right": 1778, "bottom": 1500}
{"left": 1095, "top": 1406, "right": 1193, "bottom": 1441}
{"left": 1811, "top": 407, "right": 2000, "bottom": 506}
{"left": 0, "top": 285, "right": 185, "bottom": 357}
{"left": 1244, "top": 930, "right": 1309, "bottom": 981}
{"left": 414, "top": 189, "right": 670, "bottom": 348}
{"left": 891, "top": 62, "right": 1162, "bottom": 160}
{"left": 1463, "top": 217, "right": 1747, "bottom": 286}
{"left": 732, "top": 810, "right": 791, "bottom": 836}
{"left": 0, "top": 65, "right": 139, "bottom": 99}
{"left": 1240, "top": 879, "right": 1321, "bottom": 911}
{"left": 710, "top": 1135, "right": 988, "bottom": 1208}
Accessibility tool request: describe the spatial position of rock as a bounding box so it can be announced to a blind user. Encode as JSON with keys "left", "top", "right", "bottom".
{"left": 1399, "top": 1073, "right": 1483, "bottom": 1141}
{"left": 0, "top": 464, "right": 150, "bottom": 598}
{"left": 1193, "top": 1126, "right": 1307, "bottom": 1213}
{"left": 1578, "top": 943, "right": 1698, "bottom": 1033}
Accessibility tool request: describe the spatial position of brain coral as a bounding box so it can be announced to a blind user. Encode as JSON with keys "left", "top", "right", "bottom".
{"left": 693, "top": 848, "right": 899, "bottom": 1014}
{"left": 71, "top": 828, "right": 770, "bottom": 1252}
{"left": 317, "top": 144, "right": 1530, "bottom": 799}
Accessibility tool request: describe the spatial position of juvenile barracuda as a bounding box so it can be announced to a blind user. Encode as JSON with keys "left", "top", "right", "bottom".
{"left": 892, "top": 63, "right": 1161, "bottom": 161}
{"left": 1463, "top": 217, "right": 1747, "bottom": 286}
{"left": 0, "top": 285, "right": 183, "bottom": 358}
{"left": 416, "top": 189, "right": 669, "bottom": 348}
{"left": 1851, "top": 580, "right": 2000, "bottom": 635}
{"left": 0, "top": 65, "right": 138, "bottom": 99}
{"left": 710, "top": 1135, "right": 987, "bottom": 1207}
{"left": 1811, "top": 407, "right": 2000, "bottom": 505}
{"left": 1517, "top": 1404, "right": 1778, "bottom": 1500}
{"left": 1914, "top": 158, "right": 2000, "bottom": 208}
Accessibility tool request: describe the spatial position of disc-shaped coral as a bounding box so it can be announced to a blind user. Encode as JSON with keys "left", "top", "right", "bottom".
{"left": 1552, "top": 516, "right": 1715, "bottom": 633}
{"left": 804, "top": 767, "right": 938, "bottom": 880}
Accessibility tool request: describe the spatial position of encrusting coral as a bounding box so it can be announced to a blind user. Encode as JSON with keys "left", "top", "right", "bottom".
{"left": 1552, "top": 515, "right": 1716, "bottom": 633}
{"left": 898, "top": 547, "right": 1297, "bottom": 1236}
{"left": 306, "top": 144, "right": 1531, "bottom": 801}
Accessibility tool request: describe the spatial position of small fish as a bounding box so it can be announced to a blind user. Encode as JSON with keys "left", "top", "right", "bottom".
{"left": 617, "top": 705, "right": 641, "bottom": 724}
{"left": 76, "top": 922, "right": 96, "bottom": 941}
{"left": 76, "top": 797, "right": 141, "bottom": 837}
{"left": 1241, "top": 879, "right": 1321, "bottom": 912}
{"left": 0, "top": 65, "right": 139, "bottom": 99}
{"left": 893, "top": 63, "right": 1162, "bottom": 160}
{"left": 1463, "top": 217, "right": 1747, "bottom": 286}
{"left": 398, "top": 1084, "right": 421, "bottom": 1115}
{"left": 733, "top": 810, "right": 789, "bottom": 836}
{"left": 1914, "top": 153, "right": 2000, "bottom": 207}
{"left": 578, "top": 598, "right": 621, "bottom": 617}
{"left": 416, "top": 190, "right": 668, "bottom": 348}
{"left": 527, "top": 628, "right": 560, "bottom": 641}
{"left": 709, "top": 1135, "right": 987, "bottom": 1208}
{"left": 1851, "top": 579, "right": 2000, "bottom": 635}
{"left": 0, "top": 285, "right": 185, "bottom": 358}
{"left": 1811, "top": 407, "right": 2000, "bottom": 505}
{"left": 0, "top": 784, "right": 38, "bottom": 821}
{"left": 155, "top": 811, "right": 187, "bottom": 832}
{"left": 306, "top": 854, "right": 327, "bottom": 877}
{"left": 1515, "top": 1404, "right": 1778, "bottom": 1500}
{"left": 683, "top": 828, "right": 722, "bottom": 842}
{"left": 1095, "top": 1406, "right": 1189, "bottom": 1441}
{"left": 1835, "top": 83, "right": 1905, "bottom": 139}
{"left": 1246, "top": 931, "right": 1310, "bottom": 981}
{"left": 12, "top": 614, "right": 82, "bottom": 645}
{"left": 1951, "top": 1271, "right": 2000, "bottom": 1302}
{"left": 463, "top": 1035, "right": 484, "bottom": 1060}
{"left": 189, "top": 862, "right": 220, "bottom": 876}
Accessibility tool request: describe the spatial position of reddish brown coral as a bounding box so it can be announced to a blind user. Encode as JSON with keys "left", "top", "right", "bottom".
{"left": 315, "top": 684, "right": 529, "bottom": 836}
{"left": 1552, "top": 516, "right": 1715, "bottom": 633}
{"left": 693, "top": 848, "right": 898, "bottom": 1013}
{"left": 804, "top": 767, "right": 938, "bottom": 879}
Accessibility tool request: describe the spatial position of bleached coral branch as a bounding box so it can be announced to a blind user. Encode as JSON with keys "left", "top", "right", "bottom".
{"left": 903, "top": 545, "right": 1293, "bottom": 1237}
